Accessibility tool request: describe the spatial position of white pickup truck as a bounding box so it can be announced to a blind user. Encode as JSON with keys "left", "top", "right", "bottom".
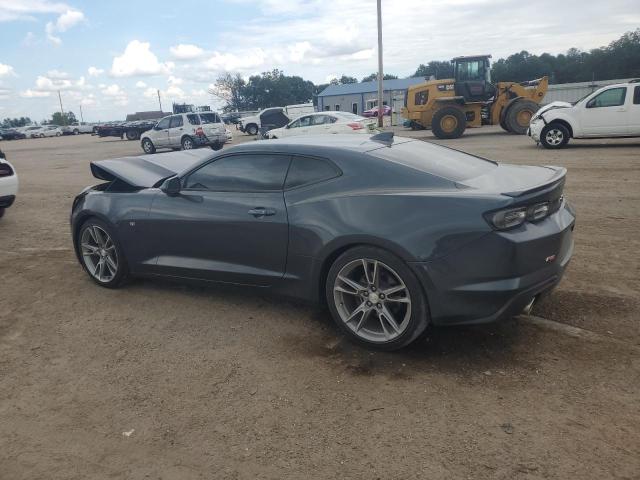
{"left": 62, "top": 122, "right": 95, "bottom": 135}
{"left": 238, "top": 103, "right": 315, "bottom": 136}
{"left": 529, "top": 80, "right": 640, "bottom": 149}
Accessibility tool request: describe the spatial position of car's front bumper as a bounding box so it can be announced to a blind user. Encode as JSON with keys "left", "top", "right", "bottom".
{"left": 529, "top": 119, "right": 544, "bottom": 142}
{"left": 410, "top": 202, "right": 575, "bottom": 326}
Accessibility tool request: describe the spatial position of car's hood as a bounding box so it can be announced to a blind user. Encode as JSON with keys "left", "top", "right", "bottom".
{"left": 90, "top": 150, "right": 212, "bottom": 188}
{"left": 536, "top": 101, "right": 572, "bottom": 117}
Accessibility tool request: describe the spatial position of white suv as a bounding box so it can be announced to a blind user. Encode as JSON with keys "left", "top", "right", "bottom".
{"left": 140, "top": 112, "right": 226, "bottom": 154}
{"left": 529, "top": 80, "right": 640, "bottom": 149}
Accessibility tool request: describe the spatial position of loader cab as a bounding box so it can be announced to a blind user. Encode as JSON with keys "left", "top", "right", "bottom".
{"left": 453, "top": 55, "right": 496, "bottom": 102}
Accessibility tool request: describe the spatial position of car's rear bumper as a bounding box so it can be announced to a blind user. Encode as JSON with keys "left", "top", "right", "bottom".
{"left": 410, "top": 202, "right": 575, "bottom": 326}
{"left": 0, "top": 194, "right": 16, "bottom": 208}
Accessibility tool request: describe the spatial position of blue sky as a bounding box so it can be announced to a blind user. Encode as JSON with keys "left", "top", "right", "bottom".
{"left": 1, "top": 0, "right": 638, "bottom": 122}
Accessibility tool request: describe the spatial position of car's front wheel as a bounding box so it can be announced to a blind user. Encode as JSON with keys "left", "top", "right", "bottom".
{"left": 141, "top": 138, "right": 155, "bottom": 154}
{"left": 0, "top": 208, "right": 4, "bottom": 218}
{"left": 78, "top": 219, "right": 128, "bottom": 288}
{"left": 326, "top": 246, "right": 429, "bottom": 350}
{"left": 210, "top": 142, "right": 223, "bottom": 151}
{"left": 540, "top": 123, "right": 570, "bottom": 149}
{"left": 246, "top": 124, "right": 258, "bottom": 136}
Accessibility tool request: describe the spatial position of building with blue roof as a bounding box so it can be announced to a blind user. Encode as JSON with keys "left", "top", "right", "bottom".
{"left": 317, "top": 77, "right": 425, "bottom": 118}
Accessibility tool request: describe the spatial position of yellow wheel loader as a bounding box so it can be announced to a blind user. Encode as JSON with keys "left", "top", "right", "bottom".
{"left": 401, "top": 55, "right": 548, "bottom": 139}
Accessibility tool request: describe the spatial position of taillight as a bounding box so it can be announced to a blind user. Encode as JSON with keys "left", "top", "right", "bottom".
{"left": 0, "top": 162, "right": 13, "bottom": 177}
{"left": 195, "top": 127, "right": 204, "bottom": 136}
{"left": 485, "top": 197, "right": 563, "bottom": 230}
{"left": 347, "top": 122, "right": 364, "bottom": 130}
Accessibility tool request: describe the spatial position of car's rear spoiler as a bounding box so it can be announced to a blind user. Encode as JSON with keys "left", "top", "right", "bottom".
{"left": 503, "top": 166, "right": 566, "bottom": 197}
{"left": 90, "top": 150, "right": 213, "bottom": 188}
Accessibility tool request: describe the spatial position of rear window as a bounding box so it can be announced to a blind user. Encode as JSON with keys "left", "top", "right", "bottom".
{"left": 368, "top": 140, "right": 495, "bottom": 181}
{"left": 199, "top": 113, "right": 221, "bottom": 124}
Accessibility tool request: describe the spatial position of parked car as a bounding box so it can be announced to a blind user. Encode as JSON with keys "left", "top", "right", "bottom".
{"left": 225, "top": 128, "right": 233, "bottom": 143}
{"left": 24, "top": 126, "right": 45, "bottom": 138}
{"left": 238, "top": 107, "right": 290, "bottom": 136}
{"left": 70, "top": 132, "right": 575, "bottom": 350}
{"left": 267, "top": 112, "right": 377, "bottom": 138}
{"left": 140, "top": 112, "right": 226, "bottom": 154}
{"left": 0, "top": 150, "right": 18, "bottom": 218}
{"left": 62, "top": 122, "right": 94, "bottom": 135}
{"left": 0, "top": 128, "right": 26, "bottom": 140}
{"left": 529, "top": 80, "right": 640, "bottom": 149}
{"left": 363, "top": 105, "right": 392, "bottom": 117}
{"left": 39, "top": 126, "right": 63, "bottom": 137}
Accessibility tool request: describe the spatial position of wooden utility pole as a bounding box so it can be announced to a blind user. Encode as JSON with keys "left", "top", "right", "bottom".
{"left": 157, "top": 89, "right": 163, "bottom": 113}
{"left": 79, "top": 105, "right": 84, "bottom": 123}
{"left": 376, "top": 0, "right": 384, "bottom": 128}
{"left": 57, "top": 90, "right": 66, "bottom": 126}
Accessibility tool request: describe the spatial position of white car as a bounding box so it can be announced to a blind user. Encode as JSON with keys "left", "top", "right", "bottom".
{"left": 266, "top": 112, "right": 377, "bottom": 139}
{"left": 62, "top": 122, "right": 94, "bottom": 135}
{"left": 225, "top": 128, "right": 233, "bottom": 143}
{"left": 529, "top": 80, "right": 640, "bottom": 149}
{"left": 24, "top": 126, "right": 45, "bottom": 138}
{"left": 140, "top": 112, "right": 227, "bottom": 154}
{"left": 0, "top": 152, "right": 18, "bottom": 218}
{"left": 42, "top": 126, "right": 63, "bottom": 137}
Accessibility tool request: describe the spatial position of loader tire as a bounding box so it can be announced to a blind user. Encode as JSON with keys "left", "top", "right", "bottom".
{"left": 432, "top": 107, "right": 466, "bottom": 139}
{"left": 505, "top": 100, "right": 539, "bottom": 135}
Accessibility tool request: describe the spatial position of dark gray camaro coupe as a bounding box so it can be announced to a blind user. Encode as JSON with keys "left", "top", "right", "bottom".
{"left": 71, "top": 133, "right": 575, "bottom": 350}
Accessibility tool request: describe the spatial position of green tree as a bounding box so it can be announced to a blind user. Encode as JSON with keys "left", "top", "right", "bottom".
{"left": 412, "top": 61, "right": 453, "bottom": 79}
{"left": 361, "top": 73, "right": 398, "bottom": 82}
{"left": 50, "top": 111, "right": 76, "bottom": 126}
{"left": 329, "top": 75, "right": 358, "bottom": 85}
{"left": 1, "top": 117, "right": 32, "bottom": 128}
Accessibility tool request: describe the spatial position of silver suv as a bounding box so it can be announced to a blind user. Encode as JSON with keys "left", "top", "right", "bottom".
{"left": 140, "top": 112, "right": 227, "bottom": 154}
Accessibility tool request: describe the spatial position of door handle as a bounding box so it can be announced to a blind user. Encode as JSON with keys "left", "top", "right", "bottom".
{"left": 248, "top": 207, "right": 276, "bottom": 217}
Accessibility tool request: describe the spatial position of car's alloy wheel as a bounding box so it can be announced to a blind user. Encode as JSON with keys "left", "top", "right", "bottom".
{"left": 326, "top": 246, "right": 429, "bottom": 350}
{"left": 182, "top": 137, "right": 194, "bottom": 150}
{"left": 79, "top": 221, "right": 127, "bottom": 288}
{"left": 540, "top": 123, "right": 570, "bottom": 149}
{"left": 141, "top": 138, "right": 155, "bottom": 154}
{"left": 545, "top": 128, "right": 564, "bottom": 146}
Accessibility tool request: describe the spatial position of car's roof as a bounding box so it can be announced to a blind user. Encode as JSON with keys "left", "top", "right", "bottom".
{"left": 226, "top": 134, "right": 413, "bottom": 154}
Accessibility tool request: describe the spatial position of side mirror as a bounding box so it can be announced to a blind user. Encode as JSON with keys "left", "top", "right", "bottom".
{"left": 586, "top": 99, "right": 596, "bottom": 108}
{"left": 161, "top": 176, "right": 181, "bottom": 196}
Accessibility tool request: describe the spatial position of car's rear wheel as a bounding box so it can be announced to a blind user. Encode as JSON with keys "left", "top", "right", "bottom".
{"left": 326, "top": 246, "right": 429, "bottom": 350}
{"left": 56, "top": 132, "right": 61, "bottom": 136}
{"left": 0, "top": 208, "right": 4, "bottom": 218}
{"left": 78, "top": 219, "right": 128, "bottom": 288}
{"left": 246, "top": 124, "right": 258, "bottom": 136}
{"left": 73, "top": 129, "right": 79, "bottom": 135}
{"left": 141, "top": 138, "right": 155, "bottom": 154}
{"left": 126, "top": 129, "right": 140, "bottom": 140}
{"left": 210, "top": 142, "right": 223, "bottom": 151}
{"left": 181, "top": 136, "right": 194, "bottom": 150}
{"left": 540, "top": 123, "right": 570, "bottom": 149}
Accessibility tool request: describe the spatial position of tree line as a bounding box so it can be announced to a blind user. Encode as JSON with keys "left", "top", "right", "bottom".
{"left": 1, "top": 111, "right": 77, "bottom": 128}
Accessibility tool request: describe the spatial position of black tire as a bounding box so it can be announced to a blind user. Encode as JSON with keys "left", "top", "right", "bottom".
{"left": 499, "top": 107, "right": 509, "bottom": 132}
{"left": 505, "top": 100, "right": 539, "bottom": 134}
{"left": 73, "top": 129, "right": 79, "bottom": 135}
{"left": 246, "top": 124, "right": 258, "bottom": 136}
{"left": 55, "top": 132, "right": 61, "bottom": 137}
{"left": 0, "top": 208, "right": 4, "bottom": 218}
{"left": 181, "top": 136, "right": 194, "bottom": 150}
{"left": 77, "top": 218, "right": 129, "bottom": 289}
{"left": 141, "top": 138, "right": 155, "bottom": 154}
{"left": 125, "top": 129, "right": 140, "bottom": 140}
{"left": 210, "top": 142, "right": 223, "bottom": 151}
{"left": 431, "top": 107, "right": 466, "bottom": 139}
{"left": 325, "top": 246, "right": 429, "bottom": 351}
{"left": 540, "top": 123, "right": 570, "bottom": 149}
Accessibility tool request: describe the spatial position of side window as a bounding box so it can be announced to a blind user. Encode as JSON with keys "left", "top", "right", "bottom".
{"left": 169, "top": 116, "right": 183, "bottom": 128}
{"left": 311, "top": 115, "right": 328, "bottom": 126}
{"left": 184, "top": 155, "right": 291, "bottom": 192}
{"left": 285, "top": 156, "right": 340, "bottom": 189}
{"left": 634, "top": 86, "right": 640, "bottom": 105}
{"left": 288, "top": 119, "right": 300, "bottom": 129}
{"left": 324, "top": 106, "right": 330, "bottom": 111}
{"left": 415, "top": 91, "right": 428, "bottom": 105}
{"left": 587, "top": 87, "right": 627, "bottom": 108}
{"left": 156, "top": 117, "right": 171, "bottom": 129}
{"left": 335, "top": 104, "right": 340, "bottom": 111}
{"left": 187, "top": 114, "right": 200, "bottom": 125}
{"left": 299, "top": 116, "right": 313, "bottom": 127}
{"left": 328, "top": 116, "right": 338, "bottom": 123}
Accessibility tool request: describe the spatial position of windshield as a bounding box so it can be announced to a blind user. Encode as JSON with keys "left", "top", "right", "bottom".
{"left": 572, "top": 91, "right": 595, "bottom": 105}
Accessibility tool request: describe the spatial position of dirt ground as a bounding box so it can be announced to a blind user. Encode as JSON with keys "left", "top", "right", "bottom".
{"left": 1, "top": 128, "right": 639, "bottom": 479}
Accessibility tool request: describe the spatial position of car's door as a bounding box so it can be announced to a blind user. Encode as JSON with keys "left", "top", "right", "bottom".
{"left": 288, "top": 115, "right": 313, "bottom": 136}
{"left": 310, "top": 115, "right": 333, "bottom": 134}
{"left": 146, "top": 153, "right": 291, "bottom": 286}
{"left": 167, "top": 115, "right": 185, "bottom": 147}
{"left": 580, "top": 86, "right": 629, "bottom": 136}
{"left": 150, "top": 117, "right": 171, "bottom": 147}
{"left": 629, "top": 85, "right": 640, "bottom": 135}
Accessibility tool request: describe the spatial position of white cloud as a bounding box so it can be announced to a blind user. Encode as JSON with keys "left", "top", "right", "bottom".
{"left": 0, "top": 0, "right": 70, "bottom": 22}
{"left": 46, "top": 69, "right": 69, "bottom": 79}
{"left": 135, "top": 80, "right": 147, "bottom": 88}
{"left": 167, "top": 75, "right": 183, "bottom": 86}
{"left": 165, "top": 85, "right": 185, "bottom": 99}
{"left": 170, "top": 43, "right": 205, "bottom": 60}
{"left": 204, "top": 49, "right": 267, "bottom": 72}
{"left": 0, "top": 63, "right": 15, "bottom": 77}
{"left": 143, "top": 87, "right": 158, "bottom": 98}
{"left": 88, "top": 66, "right": 104, "bottom": 77}
{"left": 20, "top": 89, "right": 51, "bottom": 98}
{"left": 101, "top": 84, "right": 123, "bottom": 96}
{"left": 45, "top": 8, "right": 84, "bottom": 44}
{"left": 110, "top": 40, "right": 173, "bottom": 77}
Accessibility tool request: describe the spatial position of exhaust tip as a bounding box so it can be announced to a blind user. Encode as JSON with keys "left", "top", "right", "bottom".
{"left": 522, "top": 297, "right": 536, "bottom": 315}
